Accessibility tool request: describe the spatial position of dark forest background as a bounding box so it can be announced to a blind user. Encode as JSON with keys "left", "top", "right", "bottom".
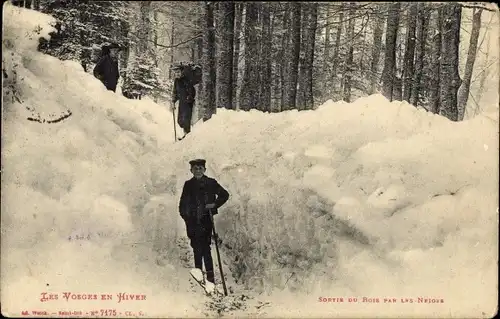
{"left": 13, "top": 1, "right": 499, "bottom": 122}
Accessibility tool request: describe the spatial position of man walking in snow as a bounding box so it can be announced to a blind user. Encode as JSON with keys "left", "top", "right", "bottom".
{"left": 93, "top": 44, "right": 120, "bottom": 93}
{"left": 179, "top": 159, "right": 229, "bottom": 287}
{"left": 171, "top": 65, "right": 196, "bottom": 140}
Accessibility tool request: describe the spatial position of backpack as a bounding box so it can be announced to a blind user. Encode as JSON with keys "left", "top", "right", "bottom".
{"left": 174, "top": 62, "right": 202, "bottom": 86}
{"left": 190, "top": 64, "right": 202, "bottom": 85}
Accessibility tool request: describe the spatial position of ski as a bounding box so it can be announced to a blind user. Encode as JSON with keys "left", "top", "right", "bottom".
{"left": 190, "top": 268, "right": 222, "bottom": 297}
{"left": 190, "top": 268, "right": 215, "bottom": 296}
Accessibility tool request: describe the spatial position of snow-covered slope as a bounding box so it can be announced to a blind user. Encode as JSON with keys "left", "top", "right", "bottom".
{"left": 2, "top": 4, "right": 197, "bottom": 318}
{"left": 2, "top": 3, "right": 498, "bottom": 318}
{"left": 161, "top": 97, "right": 498, "bottom": 318}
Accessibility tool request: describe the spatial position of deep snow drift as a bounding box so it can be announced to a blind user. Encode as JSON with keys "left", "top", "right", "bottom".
{"left": 2, "top": 3, "right": 499, "bottom": 318}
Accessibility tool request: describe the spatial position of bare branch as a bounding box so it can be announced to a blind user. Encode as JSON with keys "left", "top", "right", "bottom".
{"left": 27, "top": 110, "right": 72, "bottom": 124}
{"left": 128, "top": 30, "right": 202, "bottom": 49}
{"left": 471, "top": 59, "right": 497, "bottom": 83}
{"left": 459, "top": 3, "right": 497, "bottom": 12}
{"left": 317, "top": 3, "right": 373, "bottom": 23}
{"left": 319, "top": 10, "right": 372, "bottom": 30}
{"left": 337, "top": 15, "right": 370, "bottom": 48}
{"left": 477, "top": 14, "right": 494, "bottom": 50}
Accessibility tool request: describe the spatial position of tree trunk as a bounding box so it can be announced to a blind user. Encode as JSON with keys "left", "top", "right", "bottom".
{"left": 360, "top": 15, "right": 368, "bottom": 71}
{"left": 232, "top": 3, "right": 244, "bottom": 106}
{"left": 323, "top": 4, "right": 332, "bottom": 62}
{"left": 402, "top": 3, "right": 418, "bottom": 102}
{"left": 240, "top": 2, "right": 259, "bottom": 111}
{"left": 280, "top": 4, "right": 291, "bottom": 110}
{"left": 410, "top": 3, "right": 430, "bottom": 106}
{"left": 457, "top": 8, "right": 482, "bottom": 120}
{"left": 202, "top": 1, "right": 216, "bottom": 120}
{"left": 168, "top": 21, "right": 175, "bottom": 79}
{"left": 429, "top": 8, "right": 442, "bottom": 113}
{"left": 253, "top": 3, "right": 262, "bottom": 111}
{"left": 282, "top": 2, "right": 301, "bottom": 110}
{"left": 152, "top": 10, "right": 159, "bottom": 103}
{"left": 196, "top": 6, "right": 203, "bottom": 64}
{"left": 33, "top": 0, "right": 39, "bottom": 10}
{"left": 283, "top": 2, "right": 301, "bottom": 110}
{"left": 259, "top": 3, "right": 272, "bottom": 111}
{"left": 331, "top": 5, "right": 343, "bottom": 96}
{"left": 195, "top": 3, "right": 204, "bottom": 63}
{"left": 153, "top": 10, "right": 159, "bottom": 68}
{"left": 393, "top": 16, "right": 405, "bottom": 102}
{"left": 190, "top": 10, "right": 201, "bottom": 64}
{"left": 297, "top": 6, "right": 308, "bottom": 110}
{"left": 439, "top": 3, "right": 461, "bottom": 121}
{"left": 370, "top": 11, "right": 384, "bottom": 94}
{"left": 343, "top": 3, "right": 355, "bottom": 102}
{"left": 322, "top": 3, "right": 333, "bottom": 94}
{"left": 194, "top": 3, "right": 204, "bottom": 122}
{"left": 270, "top": 9, "right": 280, "bottom": 112}
{"left": 138, "top": 1, "right": 152, "bottom": 54}
{"left": 78, "top": 9, "right": 90, "bottom": 72}
{"left": 381, "top": 3, "right": 400, "bottom": 101}
{"left": 119, "top": 17, "right": 130, "bottom": 97}
{"left": 216, "top": 1, "right": 235, "bottom": 110}
{"left": 305, "top": 3, "right": 317, "bottom": 109}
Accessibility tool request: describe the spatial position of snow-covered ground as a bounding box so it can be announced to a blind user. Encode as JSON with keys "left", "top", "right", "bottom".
{"left": 2, "top": 3, "right": 498, "bottom": 318}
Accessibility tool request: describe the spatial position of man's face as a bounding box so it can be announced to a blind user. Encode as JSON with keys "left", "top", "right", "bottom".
{"left": 109, "top": 48, "right": 119, "bottom": 58}
{"left": 190, "top": 165, "right": 206, "bottom": 179}
{"left": 173, "top": 69, "right": 182, "bottom": 78}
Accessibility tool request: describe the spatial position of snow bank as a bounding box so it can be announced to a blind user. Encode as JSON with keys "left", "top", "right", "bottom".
{"left": 2, "top": 4, "right": 195, "bottom": 317}
{"left": 150, "top": 95, "right": 498, "bottom": 317}
{"left": 2, "top": 3, "right": 498, "bottom": 318}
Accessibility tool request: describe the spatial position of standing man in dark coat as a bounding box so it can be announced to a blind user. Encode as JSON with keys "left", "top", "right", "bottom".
{"left": 179, "top": 159, "right": 229, "bottom": 285}
{"left": 172, "top": 65, "right": 196, "bottom": 140}
{"left": 93, "top": 44, "right": 120, "bottom": 92}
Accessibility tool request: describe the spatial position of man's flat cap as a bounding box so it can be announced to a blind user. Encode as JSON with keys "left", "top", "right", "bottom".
{"left": 189, "top": 159, "right": 206, "bottom": 167}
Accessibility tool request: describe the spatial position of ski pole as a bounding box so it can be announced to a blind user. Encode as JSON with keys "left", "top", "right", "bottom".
{"left": 171, "top": 101, "right": 177, "bottom": 142}
{"left": 208, "top": 209, "right": 228, "bottom": 296}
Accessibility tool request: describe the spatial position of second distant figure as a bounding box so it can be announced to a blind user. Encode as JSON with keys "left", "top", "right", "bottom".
{"left": 93, "top": 44, "right": 120, "bottom": 93}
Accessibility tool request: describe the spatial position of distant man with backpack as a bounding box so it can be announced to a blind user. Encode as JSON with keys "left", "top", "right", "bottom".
{"left": 93, "top": 44, "right": 120, "bottom": 93}
{"left": 171, "top": 65, "right": 195, "bottom": 140}
{"left": 171, "top": 63, "right": 201, "bottom": 140}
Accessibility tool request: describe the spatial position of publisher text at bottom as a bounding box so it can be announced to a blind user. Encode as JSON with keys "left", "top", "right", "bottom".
{"left": 21, "top": 310, "right": 146, "bottom": 317}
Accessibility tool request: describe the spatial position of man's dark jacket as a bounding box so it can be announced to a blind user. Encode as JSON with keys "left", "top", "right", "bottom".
{"left": 173, "top": 76, "right": 196, "bottom": 129}
{"left": 173, "top": 76, "right": 196, "bottom": 105}
{"left": 179, "top": 176, "right": 229, "bottom": 230}
{"left": 93, "top": 55, "right": 119, "bottom": 92}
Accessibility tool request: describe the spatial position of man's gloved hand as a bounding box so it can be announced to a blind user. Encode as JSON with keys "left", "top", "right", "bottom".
{"left": 205, "top": 203, "right": 216, "bottom": 210}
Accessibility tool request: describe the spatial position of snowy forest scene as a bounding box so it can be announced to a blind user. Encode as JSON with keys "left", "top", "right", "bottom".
{"left": 1, "top": 1, "right": 499, "bottom": 318}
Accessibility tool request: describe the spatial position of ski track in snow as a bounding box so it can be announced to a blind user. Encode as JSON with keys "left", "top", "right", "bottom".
{"left": 171, "top": 225, "right": 265, "bottom": 317}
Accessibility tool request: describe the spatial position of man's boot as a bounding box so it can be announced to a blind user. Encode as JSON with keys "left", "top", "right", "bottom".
{"left": 206, "top": 270, "right": 215, "bottom": 284}
{"left": 203, "top": 245, "right": 215, "bottom": 284}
